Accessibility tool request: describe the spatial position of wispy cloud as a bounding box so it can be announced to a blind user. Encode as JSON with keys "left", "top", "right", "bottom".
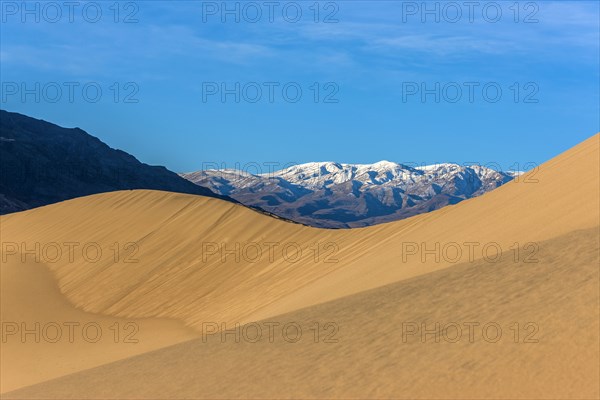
{"left": 1, "top": 1, "right": 597, "bottom": 81}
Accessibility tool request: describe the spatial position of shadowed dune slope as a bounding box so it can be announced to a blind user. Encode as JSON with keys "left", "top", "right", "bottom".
{"left": 1, "top": 134, "right": 598, "bottom": 330}
{"left": 6, "top": 228, "right": 599, "bottom": 399}
{"left": 0, "top": 257, "right": 198, "bottom": 393}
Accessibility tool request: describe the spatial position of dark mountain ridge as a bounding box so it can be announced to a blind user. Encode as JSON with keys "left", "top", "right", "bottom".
{"left": 0, "top": 110, "right": 230, "bottom": 214}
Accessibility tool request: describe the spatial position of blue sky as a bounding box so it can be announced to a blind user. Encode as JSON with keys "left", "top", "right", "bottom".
{"left": 1, "top": 0, "right": 598, "bottom": 173}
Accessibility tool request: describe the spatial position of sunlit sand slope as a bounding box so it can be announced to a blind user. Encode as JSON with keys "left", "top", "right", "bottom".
{"left": 6, "top": 228, "right": 599, "bottom": 399}
{"left": 1, "top": 135, "right": 597, "bottom": 330}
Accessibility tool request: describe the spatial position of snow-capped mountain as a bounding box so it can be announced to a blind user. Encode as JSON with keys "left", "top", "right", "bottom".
{"left": 182, "top": 161, "right": 519, "bottom": 228}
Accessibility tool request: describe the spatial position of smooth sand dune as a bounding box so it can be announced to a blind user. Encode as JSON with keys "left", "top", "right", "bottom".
{"left": 6, "top": 228, "right": 599, "bottom": 399}
{"left": 1, "top": 135, "right": 598, "bottom": 328}
{"left": 0, "top": 258, "right": 198, "bottom": 393}
{"left": 1, "top": 133, "right": 598, "bottom": 396}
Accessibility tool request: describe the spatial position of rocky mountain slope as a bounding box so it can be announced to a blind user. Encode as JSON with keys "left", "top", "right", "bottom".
{"left": 0, "top": 110, "right": 229, "bottom": 214}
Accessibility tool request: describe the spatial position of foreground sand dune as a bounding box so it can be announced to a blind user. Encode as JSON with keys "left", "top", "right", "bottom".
{"left": 1, "top": 133, "right": 598, "bottom": 397}
{"left": 7, "top": 228, "right": 599, "bottom": 399}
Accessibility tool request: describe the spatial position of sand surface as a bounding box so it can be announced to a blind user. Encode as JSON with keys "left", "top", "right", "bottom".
{"left": 6, "top": 228, "right": 599, "bottom": 399}
{"left": 0, "top": 258, "right": 198, "bottom": 393}
{"left": 1, "top": 134, "right": 598, "bottom": 397}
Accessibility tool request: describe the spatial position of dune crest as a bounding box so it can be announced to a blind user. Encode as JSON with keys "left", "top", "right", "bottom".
{"left": 1, "top": 134, "right": 598, "bottom": 329}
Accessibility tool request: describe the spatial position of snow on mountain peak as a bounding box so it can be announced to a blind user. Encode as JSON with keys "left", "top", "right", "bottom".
{"left": 182, "top": 160, "right": 516, "bottom": 228}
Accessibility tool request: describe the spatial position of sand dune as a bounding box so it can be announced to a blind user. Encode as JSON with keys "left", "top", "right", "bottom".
{"left": 1, "top": 133, "right": 598, "bottom": 396}
{"left": 2, "top": 135, "right": 597, "bottom": 327}
{"left": 6, "top": 228, "right": 599, "bottom": 399}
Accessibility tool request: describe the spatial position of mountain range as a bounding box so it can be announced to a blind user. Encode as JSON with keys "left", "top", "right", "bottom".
{"left": 1, "top": 110, "right": 519, "bottom": 227}
{"left": 182, "top": 162, "right": 520, "bottom": 228}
